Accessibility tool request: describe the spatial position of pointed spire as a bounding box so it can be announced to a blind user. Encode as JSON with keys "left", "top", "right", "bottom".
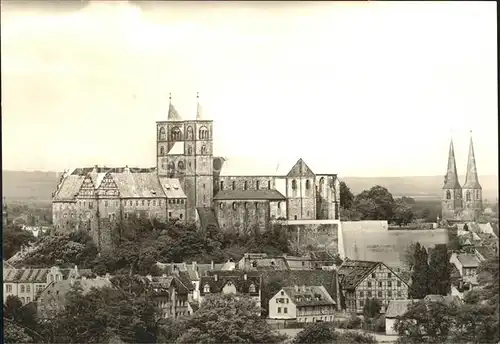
{"left": 196, "top": 92, "right": 204, "bottom": 120}
{"left": 167, "top": 93, "right": 183, "bottom": 121}
{"left": 443, "top": 139, "right": 461, "bottom": 189}
{"left": 463, "top": 132, "right": 482, "bottom": 189}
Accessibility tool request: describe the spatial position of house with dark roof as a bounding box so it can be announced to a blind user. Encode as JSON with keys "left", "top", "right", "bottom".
{"left": 199, "top": 271, "right": 262, "bottom": 314}
{"left": 337, "top": 259, "right": 410, "bottom": 314}
{"left": 147, "top": 274, "right": 193, "bottom": 319}
{"left": 36, "top": 276, "right": 112, "bottom": 319}
{"left": 3, "top": 265, "right": 92, "bottom": 305}
{"left": 268, "top": 285, "right": 336, "bottom": 323}
{"left": 450, "top": 252, "right": 481, "bottom": 285}
{"left": 237, "top": 252, "right": 336, "bottom": 271}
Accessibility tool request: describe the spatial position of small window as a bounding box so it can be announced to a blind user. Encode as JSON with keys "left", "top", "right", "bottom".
{"left": 360, "top": 300, "right": 365, "bottom": 307}
{"left": 244, "top": 181, "right": 248, "bottom": 190}
{"left": 397, "top": 291, "right": 402, "bottom": 297}
{"left": 378, "top": 291, "right": 382, "bottom": 298}
{"left": 306, "top": 180, "right": 310, "bottom": 190}
{"left": 180, "top": 214, "right": 183, "bottom": 219}
{"left": 388, "top": 273, "right": 392, "bottom": 279}
{"left": 105, "top": 201, "right": 108, "bottom": 207}
{"left": 142, "top": 200, "right": 145, "bottom": 206}
{"left": 371, "top": 273, "right": 376, "bottom": 278}
{"left": 277, "top": 202, "right": 281, "bottom": 209}
{"left": 268, "top": 180, "right": 271, "bottom": 189}
{"left": 21, "top": 285, "right": 25, "bottom": 293}
{"left": 169, "top": 212, "right": 172, "bottom": 217}
{"left": 278, "top": 307, "right": 281, "bottom": 314}
{"left": 388, "top": 281, "right": 392, "bottom": 288}
{"left": 256, "top": 181, "right": 260, "bottom": 190}
{"left": 220, "top": 181, "right": 224, "bottom": 190}
{"left": 292, "top": 180, "right": 297, "bottom": 190}
{"left": 255, "top": 203, "right": 258, "bottom": 210}
{"left": 244, "top": 202, "right": 248, "bottom": 209}
{"left": 281, "top": 291, "right": 284, "bottom": 296}
{"left": 160, "top": 146, "right": 165, "bottom": 156}
{"left": 232, "top": 181, "right": 236, "bottom": 190}
{"left": 26, "top": 297, "right": 31, "bottom": 303}
{"left": 284, "top": 307, "right": 288, "bottom": 314}
{"left": 159, "top": 200, "right": 162, "bottom": 206}
{"left": 360, "top": 291, "right": 364, "bottom": 298}
{"left": 232, "top": 202, "right": 237, "bottom": 210}
{"left": 148, "top": 200, "right": 151, "bottom": 206}
{"left": 388, "top": 290, "right": 392, "bottom": 297}
{"left": 136, "top": 200, "right": 139, "bottom": 206}
{"left": 26, "top": 285, "right": 30, "bottom": 293}
{"left": 368, "top": 291, "right": 372, "bottom": 297}
{"left": 153, "top": 200, "right": 156, "bottom": 206}
{"left": 204, "top": 284, "right": 210, "bottom": 293}
{"left": 378, "top": 281, "right": 382, "bottom": 288}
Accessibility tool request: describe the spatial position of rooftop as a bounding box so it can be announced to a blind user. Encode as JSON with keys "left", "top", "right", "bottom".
{"left": 456, "top": 253, "right": 481, "bottom": 268}
{"left": 213, "top": 189, "right": 286, "bottom": 201}
{"left": 282, "top": 285, "right": 336, "bottom": 307}
{"left": 385, "top": 299, "right": 417, "bottom": 318}
{"left": 337, "top": 260, "right": 380, "bottom": 290}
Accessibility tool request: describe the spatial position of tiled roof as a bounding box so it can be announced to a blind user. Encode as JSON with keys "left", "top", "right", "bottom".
{"left": 53, "top": 175, "right": 85, "bottom": 201}
{"left": 150, "top": 275, "right": 192, "bottom": 294}
{"left": 213, "top": 189, "right": 286, "bottom": 201}
{"left": 3, "top": 267, "right": 79, "bottom": 283}
{"left": 241, "top": 256, "right": 289, "bottom": 270}
{"left": 282, "top": 285, "right": 336, "bottom": 307}
{"left": 456, "top": 254, "right": 480, "bottom": 268}
{"left": 337, "top": 260, "right": 379, "bottom": 290}
{"left": 159, "top": 178, "right": 186, "bottom": 198}
{"left": 475, "top": 246, "right": 497, "bottom": 261}
{"left": 39, "top": 277, "right": 112, "bottom": 304}
{"left": 200, "top": 272, "right": 261, "bottom": 297}
{"left": 112, "top": 172, "right": 165, "bottom": 198}
{"left": 385, "top": 300, "right": 416, "bottom": 318}
{"left": 153, "top": 263, "right": 195, "bottom": 290}
{"left": 196, "top": 263, "right": 225, "bottom": 278}
{"left": 3, "top": 261, "right": 15, "bottom": 269}
{"left": 308, "top": 251, "right": 336, "bottom": 262}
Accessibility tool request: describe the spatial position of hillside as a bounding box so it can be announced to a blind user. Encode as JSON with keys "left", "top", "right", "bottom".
{"left": 2, "top": 170, "right": 498, "bottom": 203}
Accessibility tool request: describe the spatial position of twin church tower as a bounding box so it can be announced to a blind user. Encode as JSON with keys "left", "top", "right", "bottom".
{"left": 442, "top": 134, "right": 483, "bottom": 222}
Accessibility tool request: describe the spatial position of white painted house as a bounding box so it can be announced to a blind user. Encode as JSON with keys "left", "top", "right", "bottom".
{"left": 449, "top": 253, "right": 481, "bottom": 285}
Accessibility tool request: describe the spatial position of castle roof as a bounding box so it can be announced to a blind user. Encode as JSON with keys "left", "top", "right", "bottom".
{"left": 53, "top": 175, "right": 85, "bottom": 201}
{"left": 463, "top": 135, "right": 481, "bottom": 189}
{"left": 112, "top": 172, "right": 164, "bottom": 198}
{"left": 200, "top": 271, "right": 261, "bottom": 297}
{"left": 167, "top": 98, "right": 183, "bottom": 121}
{"left": 159, "top": 178, "right": 187, "bottom": 198}
{"left": 443, "top": 140, "right": 462, "bottom": 189}
{"left": 213, "top": 189, "right": 286, "bottom": 201}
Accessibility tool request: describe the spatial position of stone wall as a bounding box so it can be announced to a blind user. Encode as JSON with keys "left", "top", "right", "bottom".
{"left": 215, "top": 200, "right": 270, "bottom": 234}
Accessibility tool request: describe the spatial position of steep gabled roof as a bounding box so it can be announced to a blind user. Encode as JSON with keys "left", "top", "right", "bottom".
{"left": 53, "top": 175, "right": 85, "bottom": 201}
{"left": 199, "top": 272, "right": 261, "bottom": 297}
{"left": 337, "top": 260, "right": 380, "bottom": 290}
{"left": 463, "top": 135, "right": 481, "bottom": 189}
{"left": 286, "top": 158, "right": 315, "bottom": 178}
{"left": 112, "top": 172, "right": 165, "bottom": 198}
{"left": 385, "top": 299, "right": 417, "bottom": 318}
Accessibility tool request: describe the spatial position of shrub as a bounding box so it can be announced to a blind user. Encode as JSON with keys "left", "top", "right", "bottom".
{"left": 337, "top": 330, "right": 377, "bottom": 343}
{"left": 346, "top": 314, "right": 362, "bottom": 329}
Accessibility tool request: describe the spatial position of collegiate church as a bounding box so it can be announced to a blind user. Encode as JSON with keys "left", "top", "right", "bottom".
{"left": 52, "top": 95, "right": 340, "bottom": 250}
{"left": 441, "top": 136, "right": 483, "bottom": 222}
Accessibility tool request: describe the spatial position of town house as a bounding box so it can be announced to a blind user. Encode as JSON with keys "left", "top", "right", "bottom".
{"left": 449, "top": 252, "right": 481, "bottom": 285}
{"left": 337, "top": 259, "right": 410, "bottom": 313}
{"left": 268, "top": 285, "right": 336, "bottom": 323}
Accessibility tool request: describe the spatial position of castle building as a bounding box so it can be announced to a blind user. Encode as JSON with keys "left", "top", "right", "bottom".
{"left": 442, "top": 135, "right": 483, "bottom": 222}
{"left": 51, "top": 94, "right": 340, "bottom": 250}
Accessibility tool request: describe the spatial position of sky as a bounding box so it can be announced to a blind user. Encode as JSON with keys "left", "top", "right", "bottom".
{"left": 1, "top": 1, "right": 498, "bottom": 177}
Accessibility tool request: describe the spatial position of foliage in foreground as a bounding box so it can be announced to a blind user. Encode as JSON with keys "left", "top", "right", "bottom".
{"left": 158, "top": 293, "right": 285, "bottom": 344}
{"left": 292, "top": 322, "right": 376, "bottom": 344}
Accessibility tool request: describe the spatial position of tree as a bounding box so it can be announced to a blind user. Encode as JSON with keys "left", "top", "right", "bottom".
{"left": 427, "top": 244, "right": 451, "bottom": 295}
{"left": 395, "top": 300, "right": 454, "bottom": 344}
{"left": 355, "top": 186, "right": 396, "bottom": 220}
{"left": 293, "top": 322, "right": 337, "bottom": 344}
{"left": 402, "top": 242, "right": 417, "bottom": 271}
{"left": 410, "top": 243, "right": 429, "bottom": 299}
{"left": 169, "top": 294, "right": 285, "bottom": 344}
{"left": 3, "top": 320, "right": 33, "bottom": 344}
{"left": 363, "top": 298, "right": 382, "bottom": 318}
{"left": 340, "top": 181, "right": 355, "bottom": 209}
{"left": 2, "top": 224, "right": 35, "bottom": 260}
{"left": 392, "top": 199, "right": 414, "bottom": 226}
{"left": 354, "top": 198, "right": 379, "bottom": 220}
{"left": 401, "top": 196, "right": 416, "bottom": 205}
{"left": 451, "top": 302, "right": 499, "bottom": 344}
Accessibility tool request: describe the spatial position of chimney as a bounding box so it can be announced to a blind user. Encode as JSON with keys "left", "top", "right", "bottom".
{"left": 211, "top": 260, "right": 214, "bottom": 270}
{"left": 244, "top": 273, "right": 247, "bottom": 281}
{"left": 214, "top": 274, "right": 218, "bottom": 281}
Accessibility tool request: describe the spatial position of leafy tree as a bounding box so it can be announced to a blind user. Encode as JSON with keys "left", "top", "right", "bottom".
{"left": 168, "top": 294, "right": 285, "bottom": 344}
{"left": 451, "top": 302, "right": 499, "bottom": 344}
{"left": 401, "top": 196, "right": 416, "bottom": 205}
{"left": 427, "top": 244, "right": 451, "bottom": 295}
{"left": 337, "top": 330, "right": 377, "bottom": 343}
{"left": 402, "top": 242, "right": 417, "bottom": 271}
{"left": 340, "top": 181, "right": 355, "bottom": 209}
{"left": 392, "top": 199, "right": 414, "bottom": 226}
{"left": 3, "top": 320, "right": 34, "bottom": 344}
{"left": 3, "top": 295, "right": 38, "bottom": 331}
{"left": 293, "top": 322, "right": 337, "bottom": 344}
{"left": 355, "top": 186, "right": 395, "bottom": 220}
{"left": 363, "top": 298, "right": 382, "bottom": 318}
{"left": 409, "top": 243, "right": 429, "bottom": 299}
{"left": 2, "top": 224, "right": 35, "bottom": 259}
{"left": 395, "top": 300, "right": 454, "bottom": 344}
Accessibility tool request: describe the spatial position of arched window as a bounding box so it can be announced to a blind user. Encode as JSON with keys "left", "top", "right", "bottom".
{"left": 232, "top": 202, "right": 237, "bottom": 210}
{"left": 220, "top": 181, "right": 224, "bottom": 190}
{"left": 159, "top": 127, "right": 166, "bottom": 141}
{"left": 476, "top": 190, "right": 480, "bottom": 199}
{"left": 277, "top": 202, "right": 281, "bottom": 209}
{"left": 256, "top": 181, "right": 260, "bottom": 190}
{"left": 199, "top": 126, "right": 209, "bottom": 140}
{"left": 187, "top": 146, "right": 192, "bottom": 155}
{"left": 244, "top": 181, "right": 248, "bottom": 190}
{"left": 232, "top": 181, "right": 236, "bottom": 190}
{"left": 219, "top": 203, "right": 224, "bottom": 210}
{"left": 203, "top": 284, "right": 210, "bottom": 293}
{"left": 171, "top": 127, "right": 182, "bottom": 140}
{"left": 249, "top": 284, "right": 256, "bottom": 293}
{"left": 160, "top": 146, "right": 164, "bottom": 156}
{"left": 252, "top": 261, "right": 258, "bottom": 268}
{"left": 446, "top": 190, "right": 451, "bottom": 200}
{"left": 292, "top": 180, "right": 297, "bottom": 190}
{"left": 201, "top": 145, "right": 207, "bottom": 155}
{"left": 268, "top": 180, "right": 271, "bottom": 189}
{"left": 466, "top": 191, "right": 471, "bottom": 201}
{"left": 306, "top": 180, "right": 311, "bottom": 190}
{"left": 255, "top": 203, "right": 258, "bottom": 210}
{"left": 178, "top": 161, "right": 185, "bottom": 170}
{"left": 244, "top": 202, "right": 248, "bottom": 209}
{"left": 186, "top": 126, "right": 194, "bottom": 140}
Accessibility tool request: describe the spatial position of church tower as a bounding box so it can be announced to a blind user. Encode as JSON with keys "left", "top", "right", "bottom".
{"left": 462, "top": 134, "right": 482, "bottom": 221}
{"left": 442, "top": 139, "right": 462, "bottom": 221}
{"left": 182, "top": 93, "right": 214, "bottom": 222}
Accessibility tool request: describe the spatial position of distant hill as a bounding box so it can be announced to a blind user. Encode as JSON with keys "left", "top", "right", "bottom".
{"left": 2, "top": 170, "right": 498, "bottom": 203}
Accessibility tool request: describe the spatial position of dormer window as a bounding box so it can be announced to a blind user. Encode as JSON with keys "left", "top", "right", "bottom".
{"left": 249, "top": 284, "right": 256, "bottom": 293}
{"left": 204, "top": 284, "right": 210, "bottom": 293}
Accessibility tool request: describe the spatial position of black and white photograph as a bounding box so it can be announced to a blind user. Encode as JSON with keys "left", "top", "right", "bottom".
{"left": 2, "top": 1, "right": 498, "bottom": 343}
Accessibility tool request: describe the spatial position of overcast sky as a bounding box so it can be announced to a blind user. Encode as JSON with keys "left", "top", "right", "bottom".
{"left": 1, "top": 1, "right": 497, "bottom": 177}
